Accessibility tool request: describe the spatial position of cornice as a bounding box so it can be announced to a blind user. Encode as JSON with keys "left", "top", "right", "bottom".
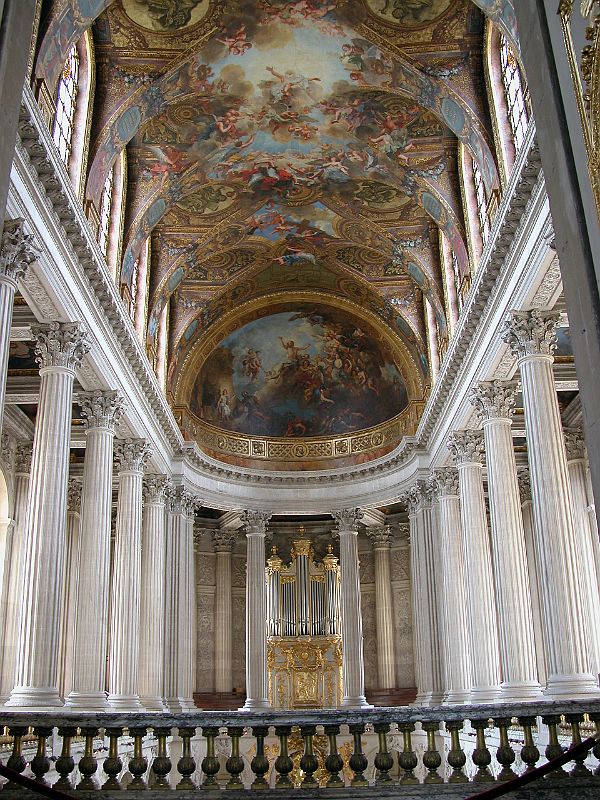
{"left": 16, "top": 86, "right": 183, "bottom": 455}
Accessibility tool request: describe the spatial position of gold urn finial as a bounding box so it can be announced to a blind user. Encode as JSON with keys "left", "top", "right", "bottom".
{"left": 266, "top": 544, "right": 283, "bottom": 572}
{"left": 323, "top": 542, "right": 339, "bottom": 571}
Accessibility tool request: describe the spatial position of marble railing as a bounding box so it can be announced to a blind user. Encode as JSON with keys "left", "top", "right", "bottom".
{"left": 0, "top": 701, "right": 599, "bottom": 794}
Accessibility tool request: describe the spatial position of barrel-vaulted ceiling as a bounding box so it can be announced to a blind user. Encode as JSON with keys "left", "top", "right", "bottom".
{"left": 35, "top": 0, "right": 514, "bottom": 466}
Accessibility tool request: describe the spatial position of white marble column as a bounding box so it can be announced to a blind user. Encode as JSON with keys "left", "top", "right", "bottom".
{"left": 503, "top": 309, "right": 600, "bottom": 697}
{"left": 470, "top": 381, "right": 542, "bottom": 700}
{"left": 405, "top": 484, "right": 444, "bottom": 706}
{"left": 164, "top": 486, "right": 198, "bottom": 712}
{"left": 66, "top": 391, "right": 124, "bottom": 710}
{"left": 0, "top": 441, "right": 31, "bottom": 702}
{"left": 448, "top": 430, "right": 502, "bottom": 702}
{"left": 59, "top": 479, "right": 82, "bottom": 701}
{"left": 139, "top": 474, "right": 170, "bottom": 711}
{"left": 365, "top": 525, "right": 396, "bottom": 690}
{"left": 564, "top": 428, "right": 600, "bottom": 681}
{"left": 214, "top": 529, "right": 236, "bottom": 694}
{"left": 333, "top": 508, "right": 371, "bottom": 708}
{"left": 0, "top": 219, "right": 37, "bottom": 426}
{"left": 518, "top": 469, "right": 548, "bottom": 688}
{"left": 108, "top": 438, "right": 151, "bottom": 711}
{"left": 7, "top": 322, "right": 89, "bottom": 708}
{"left": 242, "top": 510, "right": 271, "bottom": 710}
{"left": 433, "top": 467, "right": 471, "bottom": 704}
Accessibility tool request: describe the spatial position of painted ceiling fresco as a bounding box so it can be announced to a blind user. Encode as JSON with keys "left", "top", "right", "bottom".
{"left": 35, "top": 0, "right": 517, "bottom": 458}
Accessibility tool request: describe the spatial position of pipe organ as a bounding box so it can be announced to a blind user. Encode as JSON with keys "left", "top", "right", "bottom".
{"left": 266, "top": 534, "right": 343, "bottom": 709}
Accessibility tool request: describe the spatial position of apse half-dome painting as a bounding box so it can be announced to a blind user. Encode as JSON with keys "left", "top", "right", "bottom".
{"left": 36, "top": 0, "right": 516, "bottom": 467}
{"left": 190, "top": 304, "right": 409, "bottom": 438}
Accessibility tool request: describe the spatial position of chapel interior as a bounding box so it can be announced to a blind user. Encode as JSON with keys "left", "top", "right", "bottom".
{"left": 1, "top": 0, "right": 600, "bottom": 795}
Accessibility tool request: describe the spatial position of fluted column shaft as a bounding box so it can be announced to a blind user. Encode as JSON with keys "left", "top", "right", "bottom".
{"left": 214, "top": 530, "right": 235, "bottom": 693}
{"left": 108, "top": 438, "right": 151, "bottom": 710}
{"left": 0, "top": 444, "right": 31, "bottom": 701}
{"left": 66, "top": 392, "right": 123, "bottom": 710}
{"left": 7, "top": 322, "right": 88, "bottom": 708}
{"left": 139, "top": 475, "right": 170, "bottom": 711}
{"left": 334, "top": 509, "right": 370, "bottom": 708}
{"left": 164, "top": 487, "right": 197, "bottom": 712}
{"left": 367, "top": 527, "right": 396, "bottom": 690}
{"left": 565, "top": 430, "right": 600, "bottom": 680}
{"left": 434, "top": 469, "right": 471, "bottom": 704}
{"left": 59, "top": 481, "right": 82, "bottom": 701}
{"left": 449, "top": 431, "right": 501, "bottom": 702}
{"left": 0, "top": 219, "right": 36, "bottom": 425}
{"left": 471, "top": 382, "right": 542, "bottom": 700}
{"left": 242, "top": 511, "right": 271, "bottom": 710}
{"left": 408, "top": 499, "right": 426, "bottom": 703}
{"left": 504, "top": 310, "right": 599, "bottom": 697}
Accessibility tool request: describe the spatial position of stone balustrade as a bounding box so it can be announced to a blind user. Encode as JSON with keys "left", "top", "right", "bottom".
{"left": 0, "top": 702, "right": 599, "bottom": 795}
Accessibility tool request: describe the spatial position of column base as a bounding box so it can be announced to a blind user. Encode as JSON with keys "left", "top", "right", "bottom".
{"left": 64, "top": 691, "right": 109, "bottom": 712}
{"left": 444, "top": 689, "right": 471, "bottom": 705}
{"left": 469, "top": 685, "right": 502, "bottom": 704}
{"left": 341, "top": 696, "right": 373, "bottom": 709}
{"left": 140, "top": 696, "right": 167, "bottom": 712}
{"left": 240, "top": 698, "right": 271, "bottom": 711}
{"left": 107, "top": 693, "right": 143, "bottom": 711}
{"left": 544, "top": 673, "right": 600, "bottom": 700}
{"left": 164, "top": 696, "right": 196, "bottom": 712}
{"left": 5, "top": 686, "right": 63, "bottom": 709}
{"left": 499, "top": 681, "right": 544, "bottom": 702}
{"left": 414, "top": 691, "right": 444, "bottom": 707}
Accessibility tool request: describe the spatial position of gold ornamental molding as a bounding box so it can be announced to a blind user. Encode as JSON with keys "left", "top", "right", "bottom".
{"left": 177, "top": 400, "right": 424, "bottom": 464}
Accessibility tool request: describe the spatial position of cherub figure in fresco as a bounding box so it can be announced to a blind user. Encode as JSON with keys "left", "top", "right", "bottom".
{"left": 134, "top": 0, "right": 205, "bottom": 31}
{"left": 288, "top": 122, "right": 318, "bottom": 141}
{"left": 217, "top": 25, "right": 252, "bottom": 56}
{"left": 370, "top": 114, "right": 414, "bottom": 159}
{"left": 146, "top": 145, "right": 190, "bottom": 180}
{"left": 242, "top": 348, "right": 262, "bottom": 381}
{"left": 211, "top": 109, "right": 245, "bottom": 141}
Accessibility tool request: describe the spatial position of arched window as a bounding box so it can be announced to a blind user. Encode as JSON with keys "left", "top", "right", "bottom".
{"left": 50, "top": 32, "right": 95, "bottom": 198}
{"left": 98, "top": 168, "right": 114, "bottom": 258}
{"left": 499, "top": 34, "right": 529, "bottom": 152}
{"left": 472, "top": 158, "right": 491, "bottom": 244}
{"left": 52, "top": 44, "right": 79, "bottom": 167}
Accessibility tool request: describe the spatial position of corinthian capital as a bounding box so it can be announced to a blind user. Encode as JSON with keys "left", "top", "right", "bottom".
{"left": 33, "top": 321, "right": 90, "bottom": 371}
{"left": 564, "top": 427, "right": 586, "bottom": 461}
{"left": 0, "top": 219, "right": 38, "bottom": 283}
{"left": 502, "top": 309, "right": 560, "bottom": 360}
{"left": 213, "top": 529, "right": 237, "bottom": 552}
{"left": 142, "top": 474, "right": 171, "bottom": 504}
{"left": 114, "top": 438, "right": 152, "bottom": 473}
{"left": 366, "top": 525, "right": 393, "bottom": 548}
{"left": 469, "top": 381, "right": 517, "bottom": 422}
{"left": 167, "top": 485, "right": 200, "bottom": 517}
{"left": 332, "top": 507, "right": 362, "bottom": 532}
{"left": 242, "top": 509, "right": 271, "bottom": 536}
{"left": 433, "top": 467, "right": 460, "bottom": 497}
{"left": 78, "top": 390, "right": 125, "bottom": 431}
{"left": 14, "top": 440, "right": 33, "bottom": 474}
{"left": 448, "top": 430, "right": 485, "bottom": 466}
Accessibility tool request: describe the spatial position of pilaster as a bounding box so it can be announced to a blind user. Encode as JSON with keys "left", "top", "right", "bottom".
{"left": 242, "top": 510, "right": 271, "bottom": 710}
{"left": 213, "top": 529, "right": 236, "bottom": 694}
{"left": 365, "top": 525, "right": 396, "bottom": 690}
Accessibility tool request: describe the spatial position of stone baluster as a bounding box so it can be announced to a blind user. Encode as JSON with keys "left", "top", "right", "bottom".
{"left": 213, "top": 529, "right": 236, "bottom": 694}
{"left": 448, "top": 430, "right": 501, "bottom": 702}
{"left": 242, "top": 510, "right": 271, "bottom": 710}
{"left": 503, "top": 309, "right": 599, "bottom": 697}
{"left": 108, "top": 438, "right": 151, "bottom": 710}
{"left": 66, "top": 391, "right": 124, "bottom": 710}
{"left": 405, "top": 484, "right": 444, "bottom": 706}
{"left": 7, "top": 322, "right": 89, "bottom": 708}
{"left": 0, "top": 219, "right": 37, "bottom": 425}
{"left": 164, "top": 486, "right": 198, "bottom": 712}
{"left": 333, "top": 508, "right": 371, "bottom": 708}
{"left": 365, "top": 525, "right": 396, "bottom": 690}
{"left": 470, "top": 381, "right": 542, "bottom": 700}
{"left": 0, "top": 441, "right": 31, "bottom": 702}
{"left": 432, "top": 467, "right": 471, "bottom": 704}
{"left": 139, "top": 474, "right": 171, "bottom": 711}
{"left": 59, "top": 479, "right": 82, "bottom": 700}
{"left": 564, "top": 428, "right": 600, "bottom": 681}
{"left": 518, "top": 468, "right": 548, "bottom": 687}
